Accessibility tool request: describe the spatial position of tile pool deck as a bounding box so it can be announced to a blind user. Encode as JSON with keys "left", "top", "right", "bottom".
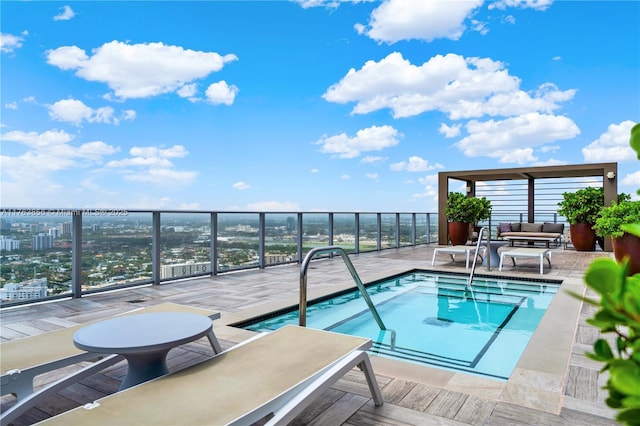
{"left": 0, "top": 244, "right": 620, "bottom": 425}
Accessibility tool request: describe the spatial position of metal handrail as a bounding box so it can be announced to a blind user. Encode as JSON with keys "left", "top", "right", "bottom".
{"left": 299, "top": 245, "right": 386, "bottom": 330}
{"left": 468, "top": 226, "right": 490, "bottom": 287}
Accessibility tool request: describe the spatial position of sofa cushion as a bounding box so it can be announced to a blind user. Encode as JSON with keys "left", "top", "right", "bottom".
{"left": 510, "top": 222, "right": 521, "bottom": 232}
{"left": 542, "top": 222, "right": 564, "bottom": 233}
{"left": 498, "top": 223, "right": 512, "bottom": 234}
{"left": 521, "top": 222, "right": 543, "bottom": 232}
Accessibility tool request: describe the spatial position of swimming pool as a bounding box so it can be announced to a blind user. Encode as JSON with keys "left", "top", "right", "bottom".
{"left": 237, "top": 270, "right": 561, "bottom": 380}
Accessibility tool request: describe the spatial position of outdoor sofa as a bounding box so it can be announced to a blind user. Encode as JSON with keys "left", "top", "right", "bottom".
{"left": 496, "top": 222, "right": 565, "bottom": 247}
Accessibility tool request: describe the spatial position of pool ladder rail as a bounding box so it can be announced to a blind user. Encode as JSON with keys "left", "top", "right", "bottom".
{"left": 299, "top": 246, "right": 387, "bottom": 331}
{"left": 468, "top": 226, "right": 490, "bottom": 287}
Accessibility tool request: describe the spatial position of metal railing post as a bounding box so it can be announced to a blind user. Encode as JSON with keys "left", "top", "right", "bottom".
{"left": 71, "top": 211, "right": 82, "bottom": 298}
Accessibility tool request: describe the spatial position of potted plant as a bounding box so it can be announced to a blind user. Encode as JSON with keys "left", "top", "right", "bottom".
{"left": 594, "top": 197, "right": 640, "bottom": 275}
{"left": 557, "top": 186, "right": 604, "bottom": 251}
{"left": 445, "top": 192, "right": 492, "bottom": 245}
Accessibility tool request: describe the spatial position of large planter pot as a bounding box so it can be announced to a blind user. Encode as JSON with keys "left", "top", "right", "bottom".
{"left": 570, "top": 223, "right": 596, "bottom": 251}
{"left": 448, "top": 222, "right": 469, "bottom": 246}
{"left": 612, "top": 232, "right": 640, "bottom": 276}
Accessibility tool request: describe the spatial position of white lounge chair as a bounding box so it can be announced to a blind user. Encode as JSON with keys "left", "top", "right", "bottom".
{"left": 1, "top": 302, "right": 221, "bottom": 425}
{"left": 35, "top": 325, "right": 384, "bottom": 426}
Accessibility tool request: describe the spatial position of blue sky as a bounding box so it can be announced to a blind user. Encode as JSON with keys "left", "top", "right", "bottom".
{"left": 1, "top": 0, "right": 638, "bottom": 212}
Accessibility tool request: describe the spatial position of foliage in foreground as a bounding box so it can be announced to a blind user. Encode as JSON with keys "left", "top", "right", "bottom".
{"left": 574, "top": 123, "right": 640, "bottom": 425}
{"left": 577, "top": 248, "right": 640, "bottom": 425}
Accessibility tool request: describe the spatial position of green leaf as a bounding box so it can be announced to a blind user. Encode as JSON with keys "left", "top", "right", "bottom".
{"left": 609, "top": 361, "right": 640, "bottom": 396}
{"left": 616, "top": 407, "right": 640, "bottom": 425}
{"left": 592, "top": 339, "right": 614, "bottom": 361}
{"left": 584, "top": 258, "right": 622, "bottom": 295}
{"left": 621, "top": 223, "right": 640, "bottom": 238}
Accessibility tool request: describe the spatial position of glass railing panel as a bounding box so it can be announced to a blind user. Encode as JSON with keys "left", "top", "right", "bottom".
{"left": 0, "top": 211, "right": 75, "bottom": 304}
{"left": 160, "top": 212, "right": 212, "bottom": 281}
{"left": 358, "top": 214, "right": 378, "bottom": 252}
{"left": 264, "top": 213, "right": 298, "bottom": 266}
{"left": 82, "top": 212, "right": 152, "bottom": 291}
{"left": 217, "top": 213, "right": 259, "bottom": 271}
{"left": 301, "top": 213, "right": 330, "bottom": 258}
{"left": 380, "top": 213, "right": 397, "bottom": 249}
{"left": 429, "top": 213, "right": 439, "bottom": 244}
{"left": 415, "top": 214, "right": 428, "bottom": 244}
{"left": 399, "top": 213, "right": 413, "bottom": 246}
{"left": 333, "top": 213, "right": 356, "bottom": 254}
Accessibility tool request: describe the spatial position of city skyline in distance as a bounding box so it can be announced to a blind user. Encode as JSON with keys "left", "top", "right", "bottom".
{"left": 1, "top": 0, "right": 638, "bottom": 212}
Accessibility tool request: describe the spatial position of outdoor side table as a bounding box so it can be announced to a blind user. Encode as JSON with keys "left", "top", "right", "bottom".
{"left": 73, "top": 312, "right": 215, "bottom": 390}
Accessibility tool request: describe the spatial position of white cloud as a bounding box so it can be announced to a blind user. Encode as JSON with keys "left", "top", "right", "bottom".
{"left": 47, "top": 99, "right": 136, "bottom": 126}
{"left": 46, "top": 41, "right": 238, "bottom": 100}
{"left": 245, "top": 201, "right": 300, "bottom": 211}
{"left": 417, "top": 174, "right": 439, "bottom": 186}
{"left": 123, "top": 168, "right": 197, "bottom": 185}
{"left": 489, "top": 0, "right": 553, "bottom": 12}
{"left": 357, "top": 0, "right": 483, "bottom": 43}
{"left": 1, "top": 129, "right": 119, "bottom": 204}
{"left": 5, "top": 102, "right": 18, "bottom": 110}
{"left": 361, "top": 155, "right": 386, "bottom": 164}
{"left": 1, "top": 32, "right": 26, "bottom": 53}
{"left": 205, "top": 81, "right": 238, "bottom": 105}
{"left": 323, "top": 52, "right": 575, "bottom": 119}
{"left": 310, "top": 168, "right": 319, "bottom": 173}
{"left": 390, "top": 156, "right": 444, "bottom": 172}
{"left": 53, "top": 5, "right": 75, "bottom": 21}
{"left": 177, "top": 83, "right": 197, "bottom": 98}
{"left": 365, "top": 173, "right": 379, "bottom": 180}
{"left": 582, "top": 120, "right": 637, "bottom": 163}
{"left": 341, "top": 174, "right": 350, "bottom": 179}
{"left": 439, "top": 123, "right": 461, "bottom": 138}
{"left": 454, "top": 112, "right": 580, "bottom": 163}
{"left": 233, "top": 181, "right": 251, "bottom": 190}
{"left": 621, "top": 170, "right": 640, "bottom": 191}
{"left": 104, "top": 145, "right": 195, "bottom": 185}
{"left": 48, "top": 99, "right": 117, "bottom": 125}
{"left": 316, "top": 125, "right": 401, "bottom": 159}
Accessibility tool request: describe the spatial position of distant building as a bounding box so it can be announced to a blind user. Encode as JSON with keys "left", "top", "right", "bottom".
{"left": 0, "top": 236, "right": 20, "bottom": 251}
{"left": 49, "top": 227, "right": 60, "bottom": 238}
{"left": 59, "top": 222, "right": 72, "bottom": 235}
{"left": 0, "top": 219, "right": 11, "bottom": 232}
{"left": 33, "top": 233, "right": 54, "bottom": 250}
{"left": 286, "top": 217, "right": 295, "bottom": 233}
{"left": 0, "top": 278, "right": 47, "bottom": 302}
{"left": 160, "top": 262, "right": 209, "bottom": 279}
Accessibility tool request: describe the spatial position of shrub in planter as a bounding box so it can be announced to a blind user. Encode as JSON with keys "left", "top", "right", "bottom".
{"left": 445, "top": 192, "right": 491, "bottom": 245}
{"left": 558, "top": 186, "right": 604, "bottom": 251}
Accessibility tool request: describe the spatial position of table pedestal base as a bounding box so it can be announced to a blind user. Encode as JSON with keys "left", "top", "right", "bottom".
{"left": 120, "top": 349, "right": 170, "bottom": 390}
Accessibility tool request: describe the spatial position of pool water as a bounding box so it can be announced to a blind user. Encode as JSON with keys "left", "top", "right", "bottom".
{"left": 239, "top": 271, "right": 560, "bottom": 380}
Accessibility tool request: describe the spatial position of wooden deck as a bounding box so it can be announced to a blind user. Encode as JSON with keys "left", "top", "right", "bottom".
{"left": 1, "top": 245, "right": 619, "bottom": 425}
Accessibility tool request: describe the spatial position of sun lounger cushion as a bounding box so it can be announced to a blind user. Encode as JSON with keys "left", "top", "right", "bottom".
{"left": 37, "top": 326, "right": 382, "bottom": 426}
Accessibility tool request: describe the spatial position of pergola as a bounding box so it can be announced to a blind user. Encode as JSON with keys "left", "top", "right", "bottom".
{"left": 437, "top": 162, "right": 618, "bottom": 251}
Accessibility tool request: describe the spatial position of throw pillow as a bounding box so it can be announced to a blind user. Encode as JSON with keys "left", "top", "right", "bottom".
{"left": 498, "top": 223, "right": 512, "bottom": 233}
{"left": 510, "top": 222, "right": 521, "bottom": 232}
{"left": 521, "top": 222, "right": 543, "bottom": 232}
{"left": 542, "top": 222, "right": 564, "bottom": 233}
